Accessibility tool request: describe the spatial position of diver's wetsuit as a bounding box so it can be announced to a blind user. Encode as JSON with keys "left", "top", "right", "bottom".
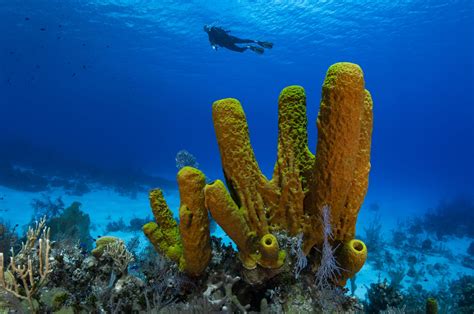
{"left": 203, "top": 26, "right": 273, "bottom": 54}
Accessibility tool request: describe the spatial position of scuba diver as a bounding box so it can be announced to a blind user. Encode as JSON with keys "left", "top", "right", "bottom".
{"left": 203, "top": 25, "right": 273, "bottom": 54}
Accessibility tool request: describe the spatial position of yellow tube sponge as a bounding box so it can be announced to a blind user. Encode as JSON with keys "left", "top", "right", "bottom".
{"left": 336, "top": 239, "right": 367, "bottom": 286}
{"left": 143, "top": 189, "right": 184, "bottom": 268}
{"left": 204, "top": 180, "right": 258, "bottom": 269}
{"left": 211, "top": 98, "right": 269, "bottom": 237}
{"left": 178, "top": 166, "right": 211, "bottom": 276}
{"left": 342, "top": 90, "right": 374, "bottom": 240}
{"left": 142, "top": 62, "right": 373, "bottom": 283}
{"left": 258, "top": 234, "right": 286, "bottom": 269}
{"left": 305, "top": 62, "right": 372, "bottom": 252}
{"left": 426, "top": 298, "right": 438, "bottom": 314}
{"left": 268, "top": 86, "right": 315, "bottom": 234}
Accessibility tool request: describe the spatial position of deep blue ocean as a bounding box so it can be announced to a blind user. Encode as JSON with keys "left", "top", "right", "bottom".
{"left": 0, "top": 0, "right": 473, "bottom": 311}
{"left": 1, "top": 0, "right": 472, "bottom": 195}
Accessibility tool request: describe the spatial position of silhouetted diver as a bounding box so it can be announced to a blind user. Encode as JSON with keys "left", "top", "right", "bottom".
{"left": 203, "top": 25, "right": 273, "bottom": 54}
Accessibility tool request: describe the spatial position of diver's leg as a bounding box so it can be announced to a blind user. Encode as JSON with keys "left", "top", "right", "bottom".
{"left": 256, "top": 41, "right": 273, "bottom": 48}
{"left": 230, "top": 36, "right": 273, "bottom": 49}
{"left": 247, "top": 45, "right": 264, "bottom": 54}
{"left": 225, "top": 44, "right": 248, "bottom": 52}
{"left": 229, "top": 36, "right": 256, "bottom": 44}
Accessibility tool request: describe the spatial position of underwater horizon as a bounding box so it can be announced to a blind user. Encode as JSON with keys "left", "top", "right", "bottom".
{"left": 0, "top": 0, "right": 473, "bottom": 313}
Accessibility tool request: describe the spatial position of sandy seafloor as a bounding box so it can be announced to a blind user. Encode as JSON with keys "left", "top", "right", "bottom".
{"left": 0, "top": 184, "right": 472, "bottom": 301}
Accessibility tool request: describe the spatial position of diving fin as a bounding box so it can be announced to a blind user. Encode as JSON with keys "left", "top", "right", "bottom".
{"left": 257, "top": 41, "right": 273, "bottom": 49}
{"left": 248, "top": 46, "right": 264, "bottom": 54}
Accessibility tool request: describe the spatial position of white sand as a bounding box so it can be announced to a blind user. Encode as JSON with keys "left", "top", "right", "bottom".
{"left": 0, "top": 185, "right": 232, "bottom": 251}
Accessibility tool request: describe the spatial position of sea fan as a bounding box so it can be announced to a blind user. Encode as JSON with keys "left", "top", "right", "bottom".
{"left": 175, "top": 150, "right": 199, "bottom": 170}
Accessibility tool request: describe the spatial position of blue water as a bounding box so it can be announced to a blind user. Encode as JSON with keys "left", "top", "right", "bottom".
{"left": 0, "top": 1, "right": 473, "bottom": 310}
{"left": 0, "top": 0, "right": 473, "bottom": 210}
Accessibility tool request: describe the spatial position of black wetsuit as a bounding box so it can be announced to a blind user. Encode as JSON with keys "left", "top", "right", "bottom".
{"left": 204, "top": 26, "right": 272, "bottom": 54}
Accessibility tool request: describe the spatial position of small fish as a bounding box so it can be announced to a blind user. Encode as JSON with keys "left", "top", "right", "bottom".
{"left": 25, "top": 17, "right": 30, "bottom": 21}
{"left": 57, "top": 36, "right": 61, "bottom": 40}
{"left": 35, "top": 64, "right": 40, "bottom": 69}
{"left": 72, "top": 72, "right": 76, "bottom": 77}
{"left": 58, "top": 24, "right": 62, "bottom": 28}
{"left": 0, "top": 197, "right": 4, "bottom": 200}
{"left": 106, "top": 45, "right": 110, "bottom": 48}
{"left": 82, "top": 65, "right": 86, "bottom": 70}
{"left": 40, "top": 27, "right": 46, "bottom": 31}
{"left": 82, "top": 43, "right": 86, "bottom": 46}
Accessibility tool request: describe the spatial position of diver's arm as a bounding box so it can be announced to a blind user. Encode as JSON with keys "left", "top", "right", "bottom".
{"left": 209, "top": 40, "right": 218, "bottom": 50}
{"left": 208, "top": 37, "right": 219, "bottom": 50}
{"left": 207, "top": 33, "right": 218, "bottom": 50}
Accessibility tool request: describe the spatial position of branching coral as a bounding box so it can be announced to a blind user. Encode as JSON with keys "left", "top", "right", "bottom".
{"left": 0, "top": 217, "right": 51, "bottom": 312}
{"left": 203, "top": 274, "right": 250, "bottom": 313}
{"left": 143, "top": 62, "right": 373, "bottom": 284}
{"left": 102, "top": 239, "right": 134, "bottom": 275}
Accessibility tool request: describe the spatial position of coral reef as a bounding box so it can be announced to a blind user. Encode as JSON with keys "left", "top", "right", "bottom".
{"left": 47, "top": 201, "right": 93, "bottom": 251}
{"left": 362, "top": 212, "right": 384, "bottom": 260}
{"left": 105, "top": 216, "right": 153, "bottom": 233}
{"left": 1, "top": 213, "right": 366, "bottom": 313}
{"left": 0, "top": 219, "right": 19, "bottom": 262}
{"left": 31, "top": 194, "right": 65, "bottom": 220}
{"left": 421, "top": 197, "right": 474, "bottom": 238}
{"left": 0, "top": 160, "right": 49, "bottom": 192}
{"left": 448, "top": 275, "right": 474, "bottom": 313}
{"left": 143, "top": 62, "right": 373, "bottom": 288}
{"left": 0, "top": 218, "right": 51, "bottom": 312}
{"left": 364, "top": 278, "right": 404, "bottom": 313}
{"left": 0, "top": 63, "right": 409, "bottom": 313}
{"left": 105, "top": 217, "right": 127, "bottom": 233}
{"left": 0, "top": 139, "right": 175, "bottom": 198}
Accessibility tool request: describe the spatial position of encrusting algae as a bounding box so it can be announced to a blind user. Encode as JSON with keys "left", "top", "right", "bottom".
{"left": 143, "top": 62, "right": 373, "bottom": 286}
